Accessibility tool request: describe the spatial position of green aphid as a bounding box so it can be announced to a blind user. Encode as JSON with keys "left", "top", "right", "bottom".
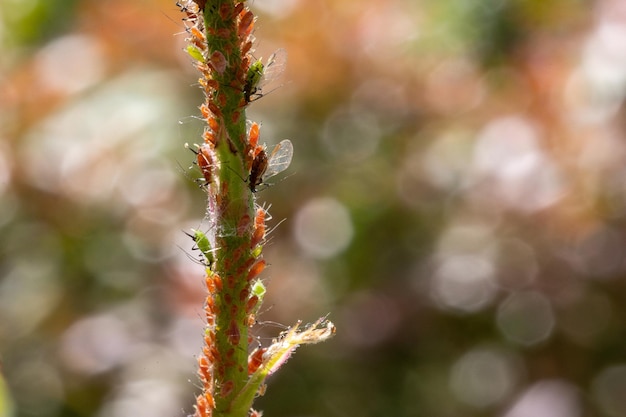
{"left": 186, "top": 44, "right": 205, "bottom": 62}
{"left": 251, "top": 280, "right": 266, "bottom": 299}
{"left": 191, "top": 228, "right": 214, "bottom": 266}
{"left": 249, "top": 279, "right": 266, "bottom": 316}
{"left": 244, "top": 59, "right": 264, "bottom": 103}
{"left": 251, "top": 244, "right": 263, "bottom": 258}
{"left": 243, "top": 48, "right": 287, "bottom": 103}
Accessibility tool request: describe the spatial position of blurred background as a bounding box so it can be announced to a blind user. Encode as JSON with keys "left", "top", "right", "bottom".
{"left": 2, "top": 0, "right": 626, "bottom": 416}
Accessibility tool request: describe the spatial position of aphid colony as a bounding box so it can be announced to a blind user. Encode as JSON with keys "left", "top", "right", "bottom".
{"left": 179, "top": 0, "right": 292, "bottom": 194}
{"left": 175, "top": 3, "right": 332, "bottom": 417}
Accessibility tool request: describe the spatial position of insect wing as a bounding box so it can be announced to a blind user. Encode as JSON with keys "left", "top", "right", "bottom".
{"left": 259, "top": 48, "right": 287, "bottom": 88}
{"left": 263, "top": 139, "right": 293, "bottom": 180}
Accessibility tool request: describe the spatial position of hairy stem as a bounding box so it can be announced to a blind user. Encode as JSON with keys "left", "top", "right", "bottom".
{"left": 179, "top": 1, "right": 335, "bottom": 416}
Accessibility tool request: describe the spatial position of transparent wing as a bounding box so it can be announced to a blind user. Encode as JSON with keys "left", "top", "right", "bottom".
{"left": 263, "top": 139, "right": 293, "bottom": 180}
{"left": 258, "top": 48, "right": 287, "bottom": 88}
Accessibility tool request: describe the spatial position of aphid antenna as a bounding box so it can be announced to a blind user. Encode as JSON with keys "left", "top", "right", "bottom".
{"left": 177, "top": 119, "right": 207, "bottom": 143}
{"left": 176, "top": 244, "right": 208, "bottom": 267}
{"left": 307, "top": 313, "right": 332, "bottom": 327}
{"left": 174, "top": 159, "right": 198, "bottom": 179}
{"left": 265, "top": 217, "right": 286, "bottom": 238}
{"left": 247, "top": 333, "right": 275, "bottom": 348}
{"left": 183, "top": 229, "right": 217, "bottom": 250}
{"left": 184, "top": 142, "right": 199, "bottom": 155}
{"left": 247, "top": 81, "right": 291, "bottom": 103}
{"left": 174, "top": 159, "right": 210, "bottom": 190}
{"left": 255, "top": 319, "right": 289, "bottom": 331}
{"left": 250, "top": 303, "right": 275, "bottom": 323}
{"left": 221, "top": 159, "right": 251, "bottom": 187}
{"left": 187, "top": 377, "right": 204, "bottom": 392}
{"left": 182, "top": 115, "right": 210, "bottom": 124}
{"left": 160, "top": 10, "right": 190, "bottom": 34}
{"left": 254, "top": 170, "right": 295, "bottom": 192}
{"left": 248, "top": 335, "right": 263, "bottom": 350}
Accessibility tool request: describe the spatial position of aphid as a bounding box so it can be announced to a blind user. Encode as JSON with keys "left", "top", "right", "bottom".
{"left": 248, "top": 122, "right": 260, "bottom": 148}
{"left": 220, "top": 380, "right": 234, "bottom": 398}
{"left": 248, "top": 347, "right": 266, "bottom": 375}
{"left": 226, "top": 320, "right": 240, "bottom": 346}
{"left": 248, "top": 139, "right": 293, "bottom": 192}
{"left": 237, "top": 10, "right": 255, "bottom": 39}
{"left": 193, "top": 229, "right": 214, "bottom": 264}
{"left": 186, "top": 44, "right": 205, "bottom": 62}
{"left": 243, "top": 48, "right": 287, "bottom": 103}
{"left": 196, "top": 144, "right": 217, "bottom": 185}
{"left": 248, "top": 149, "right": 268, "bottom": 192}
{"left": 246, "top": 259, "right": 266, "bottom": 281}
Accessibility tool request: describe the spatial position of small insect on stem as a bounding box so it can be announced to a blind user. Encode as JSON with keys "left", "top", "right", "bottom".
{"left": 248, "top": 139, "right": 294, "bottom": 192}
{"left": 243, "top": 48, "right": 287, "bottom": 104}
{"left": 185, "top": 228, "right": 216, "bottom": 267}
{"left": 249, "top": 150, "right": 268, "bottom": 193}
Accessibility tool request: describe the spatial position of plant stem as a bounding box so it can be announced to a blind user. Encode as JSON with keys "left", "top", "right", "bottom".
{"left": 179, "top": 1, "right": 335, "bottom": 416}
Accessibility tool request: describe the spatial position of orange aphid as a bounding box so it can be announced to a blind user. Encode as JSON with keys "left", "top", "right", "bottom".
{"left": 191, "top": 36, "right": 206, "bottom": 51}
{"left": 198, "top": 355, "right": 211, "bottom": 370}
{"left": 220, "top": 380, "right": 234, "bottom": 398}
{"left": 240, "top": 56, "right": 250, "bottom": 75}
{"left": 246, "top": 259, "right": 266, "bottom": 281}
{"left": 199, "top": 78, "right": 219, "bottom": 91}
{"left": 232, "top": 246, "right": 243, "bottom": 264}
{"left": 226, "top": 319, "right": 240, "bottom": 345}
{"left": 226, "top": 347, "right": 235, "bottom": 360}
{"left": 229, "top": 304, "right": 238, "bottom": 317}
{"left": 249, "top": 122, "right": 260, "bottom": 147}
{"left": 195, "top": 394, "right": 213, "bottom": 417}
{"left": 200, "top": 103, "right": 211, "bottom": 119}
{"left": 226, "top": 274, "right": 236, "bottom": 289}
{"left": 224, "top": 293, "right": 232, "bottom": 305}
{"left": 190, "top": 27, "right": 206, "bottom": 48}
{"left": 205, "top": 274, "right": 215, "bottom": 292}
{"left": 205, "top": 295, "right": 214, "bottom": 313}
{"left": 239, "top": 287, "right": 250, "bottom": 301}
{"left": 254, "top": 207, "right": 267, "bottom": 226}
{"left": 217, "top": 28, "right": 231, "bottom": 39}
{"left": 212, "top": 274, "right": 222, "bottom": 291}
{"left": 237, "top": 214, "right": 252, "bottom": 236}
{"left": 241, "top": 40, "right": 253, "bottom": 56}
{"left": 238, "top": 11, "right": 254, "bottom": 38}
{"left": 219, "top": 3, "right": 232, "bottom": 19}
{"left": 251, "top": 223, "right": 265, "bottom": 248}
{"left": 209, "top": 51, "right": 228, "bottom": 75}
{"left": 208, "top": 116, "right": 220, "bottom": 132}
{"left": 205, "top": 311, "right": 215, "bottom": 327}
{"left": 203, "top": 130, "right": 216, "bottom": 145}
{"left": 248, "top": 347, "right": 266, "bottom": 374}
{"left": 190, "top": 26, "right": 205, "bottom": 40}
{"left": 233, "top": 2, "right": 244, "bottom": 17}
{"left": 204, "top": 329, "right": 216, "bottom": 344}
{"left": 245, "top": 295, "right": 259, "bottom": 314}
{"left": 208, "top": 101, "right": 222, "bottom": 117}
{"left": 197, "top": 144, "right": 216, "bottom": 184}
{"left": 237, "top": 257, "right": 255, "bottom": 276}
{"left": 198, "top": 358, "right": 212, "bottom": 383}
{"left": 255, "top": 206, "right": 266, "bottom": 226}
